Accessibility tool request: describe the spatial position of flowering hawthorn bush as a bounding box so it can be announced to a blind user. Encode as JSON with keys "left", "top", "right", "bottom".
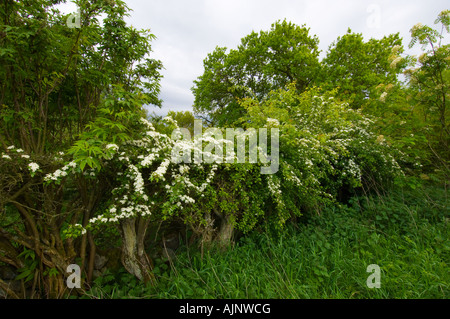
{"left": 43, "top": 116, "right": 270, "bottom": 280}
{"left": 6, "top": 84, "right": 404, "bottom": 283}
{"left": 239, "top": 84, "right": 403, "bottom": 221}
{"left": 33, "top": 81, "right": 403, "bottom": 284}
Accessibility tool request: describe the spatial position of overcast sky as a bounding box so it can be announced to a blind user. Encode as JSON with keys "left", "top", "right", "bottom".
{"left": 61, "top": 0, "right": 449, "bottom": 116}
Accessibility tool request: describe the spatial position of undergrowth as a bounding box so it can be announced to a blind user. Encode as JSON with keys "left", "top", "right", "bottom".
{"left": 80, "top": 183, "right": 449, "bottom": 299}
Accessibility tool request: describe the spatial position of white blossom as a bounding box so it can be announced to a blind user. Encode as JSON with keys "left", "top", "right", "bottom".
{"left": 141, "top": 154, "right": 157, "bottom": 167}
{"left": 28, "top": 162, "right": 40, "bottom": 173}
{"left": 106, "top": 144, "right": 119, "bottom": 151}
{"left": 411, "top": 22, "right": 423, "bottom": 32}
{"left": 152, "top": 159, "right": 170, "bottom": 180}
{"left": 380, "top": 92, "right": 388, "bottom": 102}
{"left": 267, "top": 118, "right": 280, "bottom": 127}
{"left": 391, "top": 45, "right": 402, "bottom": 54}
{"left": 390, "top": 56, "right": 402, "bottom": 69}
{"left": 140, "top": 117, "right": 155, "bottom": 131}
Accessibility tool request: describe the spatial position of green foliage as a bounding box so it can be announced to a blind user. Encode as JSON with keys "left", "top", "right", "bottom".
{"left": 321, "top": 29, "right": 404, "bottom": 110}
{"left": 0, "top": 0, "right": 162, "bottom": 297}
{"left": 0, "top": 0, "right": 162, "bottom": 155}
{"left": 1, "top": 1, "right": 449, "bottom": 299}
{"left": 167, "top": 111, "right": 195, "bottom": 135}
{"left": 82, "top": 184, "right": 449, "bottom": 299}
{"left": 192, "top": 19, "right": 321, "bottom": 126}
{"left": 68, "top": 85, "right": 149, "bottom": 171}
{"left": 16, "top": 248, "right": 37, "bottom": 283}
{"left": 239, "top": 84, "right": 402, "bottom": 219}
{"left": 403, "top": 11, "right": 450, "bottom": 175}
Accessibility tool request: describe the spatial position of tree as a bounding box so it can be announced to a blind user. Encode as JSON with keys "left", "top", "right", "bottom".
{"left": 62, "top": 116, "right": 269, "bottom": 275}
{"left": 167, "top": 110, "right": 195, "bottom": 134}
{"left": 403, "top": 10, "right": 450, "bottom": 173}
{"left": 192, "top": 20, "right": 321, "bottom": 126}
{"left": 373, "top": 10, "right": 450, "bottom": 180}
{"left": 321, "top": 29, "right": 404, "bottom": 109}
{"left": 0, "top": 0, "right": 162, "bottom": 297}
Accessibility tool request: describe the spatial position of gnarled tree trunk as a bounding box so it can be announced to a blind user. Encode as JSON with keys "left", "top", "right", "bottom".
{"left": 216, "top": 214, "right": 235, "bottom": 249}
{"left": 213, "top": 208, "right": 235, "bottom": 249}
{"left": 119, "top": 217, "right": 156, "bottom": 285}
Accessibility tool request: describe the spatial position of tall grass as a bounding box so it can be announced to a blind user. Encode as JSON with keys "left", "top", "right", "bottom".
{"left": 83, "top": 184, "right": 449, "bottom": 299}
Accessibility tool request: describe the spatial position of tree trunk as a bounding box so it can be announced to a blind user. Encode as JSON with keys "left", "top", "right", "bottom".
{"left": 119, "top": 218, "right": 156, "bottom": 285}
{"left": 216, "top": 214, "right": 235, "bottom": 249}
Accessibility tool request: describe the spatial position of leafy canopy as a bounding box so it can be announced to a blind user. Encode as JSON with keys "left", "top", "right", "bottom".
{"left": 192, "top": 19, "right": 321, "bottom": 126}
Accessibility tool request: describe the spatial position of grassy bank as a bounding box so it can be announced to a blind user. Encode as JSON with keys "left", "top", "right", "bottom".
{"left": 83, "top": 184, "right": 449, "bottom": 299}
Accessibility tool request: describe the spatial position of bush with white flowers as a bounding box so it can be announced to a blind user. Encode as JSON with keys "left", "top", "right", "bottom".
{"left": 49, "top": 85, "right": 403, "bottom": 246}
{"left": 239, "top": 84, "right": 403, "bottom": 222}
{"left": 1, "top": 146, "right": 42, "bottom": 177}
{"left": 58, "top": 116, "right": 268, "bottom": 244}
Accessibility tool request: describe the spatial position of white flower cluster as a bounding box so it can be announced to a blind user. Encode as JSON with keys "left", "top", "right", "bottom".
{"left": 152, "top": 159, "right": 170, "bottom": 180}
{"left": 179, "top": 165, "right": 190, "bottom": 174}
{"left": 390, "top": 56, "right": 402, "bottom": 69}
{"left": 83, "top": 168, "right": 97, "bottom": 177}
{"left": 140, "top": 153, "right": 157, "bottom": 167}
{"left": 380, "top": 92, "right": 388, "bottom": 102}
{"left": 88, "top": 201, "right": 152, "bottom": 228}
{"left": 118, "top": 151, "right": 130, "bottom": 162}
{"left": 267, "top": 175, "right": 284, "bottom": 207}
{"left": 182, "top": 164, "right": 218, "bottom": 193}
{"left": 2, "top": 145, "right": 22, "bottom": 160}
{"left": 266, "top": 118, "right": 280, "bottom": 127}
{"left": 2, "top": 146, "right": 41, "bottom": 176}
{"left": 44, "top": 161, "right": 77, "bottom": 181}
{"left": 140, "top": 117, "right": 155, "bottom": 131}
{"left": 411, "top": 22, "right": 424, "bottom": 33}
{"left": 346, "top": 159, "right": 362, "bottom": 181}
{"left": 285, "top": 165, "right": 302, "bottom": 187}
{"left": 28, "top": 162, "right": 40, "bottom": 173}
{"left": 162, "top": 116, "right": 179, "bottom": 127}
{"left": 72, "top": 224, "right": 87, "bottom": 235}
{"left": 179, "top": 195, "right": 195, "bottom": 204}
{"left": 391, "top": 45, "right": 402, "bottom": 54}
{"left": 129, "top": 164, "right": 145, "bottom": 195}
{"left": 106, "top": 144, "right": 119, "bottom": 151}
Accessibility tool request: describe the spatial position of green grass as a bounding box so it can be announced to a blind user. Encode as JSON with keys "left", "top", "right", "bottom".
{"left": 83, "top": 184, "right": 449, "bottom": 299}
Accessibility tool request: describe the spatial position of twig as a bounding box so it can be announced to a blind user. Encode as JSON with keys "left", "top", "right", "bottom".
{"left": 0, "top": 278, "right": 20, "bottom": 299}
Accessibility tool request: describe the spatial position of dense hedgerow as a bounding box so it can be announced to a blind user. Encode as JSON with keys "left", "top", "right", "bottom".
{"left": 239, "top": 85, "right": 403, "bottom": 219}
{"left": 1, "top": 83, "right": 404, "bottom": 285}
{"left": 33, "top": 83, "right": 402, "bottom": 278}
